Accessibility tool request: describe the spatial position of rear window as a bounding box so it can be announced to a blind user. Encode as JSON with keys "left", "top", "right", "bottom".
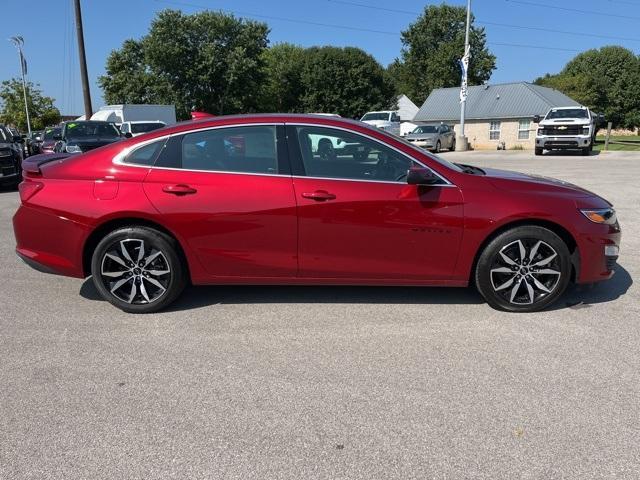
{"left": 131, "top": 123, "right": 165, "bottom": 134}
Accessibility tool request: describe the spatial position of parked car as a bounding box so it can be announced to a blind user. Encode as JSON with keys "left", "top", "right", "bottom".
{"left": 119, "top": 121, "right": 166, "bottom": 138}
{"left": 360, "top": 111, "right": 401, "bottom": 136}
{"left": 534, "top": 106, "right": 601, "bottom": 156}
{"left": 53, "top": 121, "right": 123, "bottom": 154}
{"left": 40, "top": 127, "right": 62, "bottom": 154}
{"left": 0, "top": 124, "right": 23, "bottom": 186}
{"left": 405, "top": 124, "right": 456, "bottom": 153}
{"left": 14, "top": 114, "right": 621, "bottom": 314}
{"left": 26, "top": 130, "right": 44, "bottom": 155}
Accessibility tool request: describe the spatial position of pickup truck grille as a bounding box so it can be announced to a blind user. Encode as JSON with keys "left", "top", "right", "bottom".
{"left": 540, "top": 125, "right": 585, "bottom": 136}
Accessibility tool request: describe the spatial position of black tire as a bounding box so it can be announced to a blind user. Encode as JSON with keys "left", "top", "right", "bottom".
{"left": 450, "top": 139, "right": 456, "bottom": 152}
{"left": 581, "top": 147, "right": 590, "bottom": 156}
{"left": 91, "top": 226, "right": 187, "bottom": 313}
{"left": 534, "top": 148, "right": 543, "bottom": 156}
{"left": 435, "top": 141, "right": 441, "bottom": 153}
{"left": 475, "top": 226, "right": 572, "bottom": 312}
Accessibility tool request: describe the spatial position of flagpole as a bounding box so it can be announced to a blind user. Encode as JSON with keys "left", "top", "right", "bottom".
{"left": 9, "top": 36, "right": 32, "bottom": 136}
{"left": 457, "top": 0, "right": 471, "bottom": 151}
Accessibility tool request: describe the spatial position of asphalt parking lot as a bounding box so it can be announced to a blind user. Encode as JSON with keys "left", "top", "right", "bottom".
{"left": 1, "top": 150, "right": 638, "bottom": 479}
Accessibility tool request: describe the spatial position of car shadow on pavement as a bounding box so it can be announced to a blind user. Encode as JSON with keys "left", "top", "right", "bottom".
{"left": 539, "top": 150, "right": 601, "bottom": 157}
{"left": 79, "top": 263, "right": 632, "bottom": 312}
{"left": 559, "top": 264, "right": 633, "bottom": 309}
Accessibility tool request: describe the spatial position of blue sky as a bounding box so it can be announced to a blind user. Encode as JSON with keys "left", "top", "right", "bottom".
{"left": 2, "top": 0, "right": 639, "bottom": 115}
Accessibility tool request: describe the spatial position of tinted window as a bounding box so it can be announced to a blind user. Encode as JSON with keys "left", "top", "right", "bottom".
{"left": 546, "top": 109, "right": 588, "bottom": 119}
{"left": 131, "top": 123, "right": 164, "bottom": 134}
{"left": 65, "top": 122, "right": 120, "bottom": 139}
{"left": 43, "top": 127, "right": 61, "bottom": 140}
{"left": 180, "top": 126, "right": 277, "bottom": 174}
{"left": 361, "top": 112, "right": 390, "bottom": 121}
{"left": 294, "top": 126, "right": 419, "bottom": 182}
{"left": 414, "top": 126, "right": 437, "bottom": 134}
{"left": 124, "top": 139, "right": 166, "bottom": 166}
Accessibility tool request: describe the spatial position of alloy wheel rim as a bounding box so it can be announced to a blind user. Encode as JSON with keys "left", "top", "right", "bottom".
{"left": 490, "top": 239, "right": 562, "bottom": 305}
{"left": 100, "top": 239, "right": 171, "bottom": 305}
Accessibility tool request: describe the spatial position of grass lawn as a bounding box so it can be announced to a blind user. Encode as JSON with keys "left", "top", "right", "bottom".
{"left": 594, "top": 135, "right": 640, "bottom": 151}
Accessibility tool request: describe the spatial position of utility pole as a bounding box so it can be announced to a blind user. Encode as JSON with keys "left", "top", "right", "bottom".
{"left": 73, "top": 0, "right": 93, "bottom": 119}
{"left": 9, "top": 36, "right": 31, "bottom": 135}
{"left": 457, "top": 0, "right": 471, "bottom": 151}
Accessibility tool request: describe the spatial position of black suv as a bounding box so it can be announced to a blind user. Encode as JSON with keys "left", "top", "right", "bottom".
{"left": 53, "top": 121, "right": 123, "bottom": 154}
{"left": 0, "top": 124, "right": 24, "bottom": 187}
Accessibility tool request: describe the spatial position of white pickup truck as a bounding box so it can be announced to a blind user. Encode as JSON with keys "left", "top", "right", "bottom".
{"left": 534, "top": 106, "right": 602, "bottom": 156}
{"left": 360, "top": 111, "right": 401, "bottom": 136}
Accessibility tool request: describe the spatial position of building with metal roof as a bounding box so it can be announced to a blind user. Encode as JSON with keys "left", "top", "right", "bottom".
{"left": 413, "top": 82, "right": 580, "bottom": 150}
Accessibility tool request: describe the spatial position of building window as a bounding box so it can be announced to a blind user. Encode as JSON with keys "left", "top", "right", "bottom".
{"left": 489, "top": 121, "right": 501, "bottom": 140}
{"left": 518, "top": 119, "right": 530, "bottom": 140}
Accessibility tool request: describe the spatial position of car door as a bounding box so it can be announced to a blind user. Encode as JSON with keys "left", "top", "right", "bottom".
{"left": 287, "top": 124, "right": 464, "bottom": 281}
{"left": 142, "top": 124, "right": 298, "bottom": 279}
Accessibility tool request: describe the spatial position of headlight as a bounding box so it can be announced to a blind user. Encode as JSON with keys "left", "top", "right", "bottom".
{"left": 582, "top": 126, "right": 590, "bottom": 135}
{"left": 65, "top": 144, "right": 82, "bottom": 153}
{"left": 580, "top": 208, "right": 617, "bottom": 224}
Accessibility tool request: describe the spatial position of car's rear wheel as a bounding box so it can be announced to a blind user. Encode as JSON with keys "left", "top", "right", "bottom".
{"left": 435, "top": 140, "right": 441, "bottom": 153}
{"left": 91, "top": 226, "right": 187, "bottom": 313}
{"left": 535, "top": 147, "right": 543, "bottom": 156}
{"left": 450, "top": 138, "right": 456, "bottom": 151}
{"left": 475, "top": 226, "right": 572, "bottom": 312}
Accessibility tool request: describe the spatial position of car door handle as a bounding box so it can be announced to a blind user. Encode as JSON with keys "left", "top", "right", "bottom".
{"left": 301, "top": 190, "right": 336, "bottom": 201}
{"left": 162, "top": 184, "right": 197, "bottom": 195}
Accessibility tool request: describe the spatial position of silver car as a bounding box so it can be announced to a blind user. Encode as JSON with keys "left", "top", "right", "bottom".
{"left": 405, "top": 124, "right": 456, "bottom": 153}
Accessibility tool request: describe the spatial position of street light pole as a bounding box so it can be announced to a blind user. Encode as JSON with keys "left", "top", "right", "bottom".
{"left": 457, "top": 0, "right": 471, "bottom": 151}
{"left": 73, "top": 0, "right": 93, "bottom": 119}
{"left": 9, "top": 36, "right": 32, "bottom": 136}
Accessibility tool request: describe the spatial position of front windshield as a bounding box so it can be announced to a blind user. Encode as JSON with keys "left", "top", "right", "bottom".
{"left": 0, "top": 127, "right": 11, "bottom": 142}
{"left": 413, "top": 125, "right": 438, "bottom": 134}
{"left": 65, "top": 122, "right": 120, "bottom": 139}
{"left": 361, "top": 112, "right": 390, "bottom": 121}
{"left": 546, "top": 108, "right": 588, "bottom": 119}
{"left": 43, "top": 127, "right": 61, "bottom": 140}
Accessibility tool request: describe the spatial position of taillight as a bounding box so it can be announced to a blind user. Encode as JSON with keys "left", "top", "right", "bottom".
{"left": 18, "top": 181, "right": 43, "bottom": 203}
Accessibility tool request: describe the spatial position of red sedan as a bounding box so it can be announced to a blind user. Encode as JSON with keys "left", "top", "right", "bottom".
{"left": 13, "top": 114, "right": 621, "bottom": 313}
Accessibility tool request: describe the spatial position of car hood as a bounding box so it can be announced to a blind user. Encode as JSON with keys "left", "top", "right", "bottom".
{"left": 406, "top": 134, "right": 435, "bottom": 141}
{"left": 539, "top": 119, "right": 590, "bottom": 127}
{"left": 483, "top": 167, "right": 601, "bottom": 199}
{"left": 362, "top": 120, "right": 392, "bottom": 127}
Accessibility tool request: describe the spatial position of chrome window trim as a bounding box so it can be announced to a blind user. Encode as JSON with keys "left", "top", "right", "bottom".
{"left": 288, "top": 122, "right": 456, "bottom": 187}
{"left": 112, "top": 120, "right": 457, "bottom": 187}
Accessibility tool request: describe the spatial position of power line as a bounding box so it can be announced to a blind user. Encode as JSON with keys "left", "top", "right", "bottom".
{"left": 328, "top": 0, "right": 640, "bottom": 43}
{"left": 154, "top": 0, "right": 585, "bottom": 52}
{"left": 504, "top": 0, "right": 640, "bottom": 21}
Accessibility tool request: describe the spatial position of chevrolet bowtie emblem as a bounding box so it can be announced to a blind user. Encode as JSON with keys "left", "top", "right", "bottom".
{"left": 558, "top": 126, "right": 568, "bottom": 130}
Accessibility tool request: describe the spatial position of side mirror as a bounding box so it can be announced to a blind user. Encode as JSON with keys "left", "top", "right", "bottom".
{"left": 53, "top": 133, "right": 62, "bottom": 140}
{"left": 124, "top": 132, "right": 133, "bottom": 138}
{"left": 407, "top": 167, "right": 440, "bottom": 185}
{"left": 533, "top": 115, "right": 541, "bottom": 123}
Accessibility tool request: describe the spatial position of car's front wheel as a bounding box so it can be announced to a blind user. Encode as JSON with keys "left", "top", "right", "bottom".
{"left": 475, "top": 226, "right": 572, "bottom": 312}
{"left": 91, "top": 226, "right": 187, "bottom": 313}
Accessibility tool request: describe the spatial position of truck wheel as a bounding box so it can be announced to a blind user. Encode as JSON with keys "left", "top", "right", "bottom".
{"left": 534, "top": 148, "right": 543, "bottom": 156}
{"left": 581, "top": 147, "right": 590, "bottom": 156}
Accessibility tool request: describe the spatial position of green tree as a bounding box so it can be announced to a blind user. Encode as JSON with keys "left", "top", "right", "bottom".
{"left": 259, "top": 43, "right": 306, "bottom": 112}
{"left": 391, "top": 4, "right": 495, "bottom": 103}
{"left": 536, "top": 46, "right": 640, "bottom": 128}
{"left": 99, "top": 9, "right": 269, "bottom": 119}
{"left": 100, "top": 39, "right": 171, "bottom": 106}
{"left": 299, "top": 46, "right": 395, "bottom": 118}
{"left": 0, "top": 78, "right": 61, "bottom": 131}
